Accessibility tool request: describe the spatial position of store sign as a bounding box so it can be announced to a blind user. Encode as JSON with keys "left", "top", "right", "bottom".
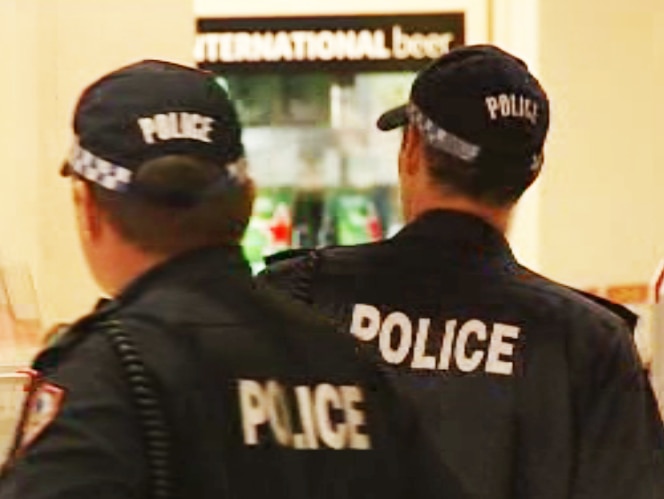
{"left": 196, "top": 13, "right": 464, "bottom": 73}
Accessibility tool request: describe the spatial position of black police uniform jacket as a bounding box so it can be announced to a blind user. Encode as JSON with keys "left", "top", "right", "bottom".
{"left": 257, "top": 210, "right": 664, "bottom": 499}
{"left": 0, "top": 246, "right": 451, "bottom": 499}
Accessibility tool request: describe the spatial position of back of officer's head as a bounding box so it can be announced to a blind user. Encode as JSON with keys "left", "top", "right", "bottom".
{"left": 377, "top": 44, "right": 549, "bottom": 208}
{"left": 62, "top": 60, "right": 253, "bottom": 259}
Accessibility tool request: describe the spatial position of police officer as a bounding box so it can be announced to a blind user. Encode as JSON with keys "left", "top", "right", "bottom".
{"left": 0, "top": 60, "right": 456, "bottom": 499}
{"left": 257, "top": 45, "right": 664, "bottom": 498}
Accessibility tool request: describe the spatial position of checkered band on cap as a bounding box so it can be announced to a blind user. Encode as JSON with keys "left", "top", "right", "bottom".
{"left": 407, "top": 103, "right": 481, "bottom": 162}
{"left": 68, "top": 141, "right": 133, "bottom": 192}
{"left": 407, "top": 103, "right": 543, "bottom": 172}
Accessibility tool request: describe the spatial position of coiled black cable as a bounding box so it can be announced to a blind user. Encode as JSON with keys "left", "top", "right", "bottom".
{"left": 102, "top": 319, "right": 174, "bottom": 499}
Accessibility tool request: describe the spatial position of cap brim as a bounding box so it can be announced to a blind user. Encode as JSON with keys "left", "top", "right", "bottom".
{"left": 376, "top": 104, "right": 408, "bottom": 131}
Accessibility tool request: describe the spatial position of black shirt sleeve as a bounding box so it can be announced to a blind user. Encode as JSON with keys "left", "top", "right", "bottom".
{"left": 570, "top": 317, "right": 664, "bottom": 498}
{"left": 0, "top": 332, "right": 147, "bottom": 499}
{"left": 255, "top": 255, "right": 313, "bottom": 301}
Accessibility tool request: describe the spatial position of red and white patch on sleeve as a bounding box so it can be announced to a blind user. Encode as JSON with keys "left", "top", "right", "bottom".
{"left": 18, "top": 382, "right": 65, "bottom": 450}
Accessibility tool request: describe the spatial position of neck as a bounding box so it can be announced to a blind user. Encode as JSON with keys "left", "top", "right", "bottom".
{"left": 406, "top": 186, "right": 512, "bottom": 234}
{"left": 100, "top": 244, "right": 169, "bottom": 297}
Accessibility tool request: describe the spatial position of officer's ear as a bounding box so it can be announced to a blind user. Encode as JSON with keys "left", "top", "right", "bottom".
{"left": 399, "top": 126, "right": 424, "bottom": 178}
{"left": 71, "top": 179, "right": 102, "bottom": 243}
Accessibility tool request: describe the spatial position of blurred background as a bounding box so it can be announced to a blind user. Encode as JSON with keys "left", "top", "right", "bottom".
{"left": 0, "top": 0, "right": 662, "bottom": 417}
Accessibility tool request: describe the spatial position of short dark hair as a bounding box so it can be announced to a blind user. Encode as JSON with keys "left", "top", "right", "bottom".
{"left": 84, "top": 155, "right": 253, "bottom": 254}
{"left": 421, "top": 138, "right": 538, "bottom": 207}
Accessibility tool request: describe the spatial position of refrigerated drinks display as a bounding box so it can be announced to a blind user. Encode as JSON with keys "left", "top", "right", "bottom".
{"left": 197, "top": 13, "right": 465, "bottom": 272}
{"left": 221, "top": 71, "right": 411, "bottom": 272}
{"left": 243, "top": 187, "right": 295, "bottom": 273}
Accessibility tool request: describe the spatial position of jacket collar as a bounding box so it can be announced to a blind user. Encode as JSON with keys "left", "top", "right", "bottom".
{"left": 393, "top": 209, "right": 517, "bottom": 263}
{"left": 114, "top": 245, "right": 250, "bottom": 306}
{"left": 33, "top": 246, "right": 250, "bottom": 371}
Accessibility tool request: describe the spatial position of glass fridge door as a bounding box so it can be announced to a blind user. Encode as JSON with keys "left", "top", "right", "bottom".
{"left": 219, "top": 70, "right": 413, "bottom": 272}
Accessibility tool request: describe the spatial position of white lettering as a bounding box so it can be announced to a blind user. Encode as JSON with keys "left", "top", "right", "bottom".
{"left": 350, "top": 304, "right": 381, "bottom": 341}
{"left": 193, "top": 35, "right": 207, "bottom": 63}
{"left": 180, "top": 113, "right": 195, "bottom": 138}
{"left": 251, "top": 32, "right": 267, "bottom": 61}
{"left": 219, "top": 33, "right": 235, "bottom": 62}
{"left": 217, "top": 33, "right": 235, "bottom": 62}
{"left": 137, "top": 118, "right": 157, "bottom": 144}
{"left": 499, "top": 95, "right": 511, "bottom": 116}
{"left": 371, "top": 30, "right": 391, "bottom": 59}
{"left": 392, "top": 26, "right": 452, "bottom": 60}
{"left": 455, "top": 319, "right": 488, "bottom": 372}
{"left": 198, "top": 116, "right": 214, "bottom": 142}
{"left": 348, "top": 306, "right": 521, "bottom": 375}
{"left": 511, "top": 95, "right": 521, "bottom": 118}
{"left": 233, "top": 32, "right": 253, "bottom": 62}
{"left": 341, "top": 386, "right": 371, "bottom": 449}
{"left": 273, "top": 31, "right": 293, "bottom": 61}
{"left": 346, "top": 30, "right": 365, "bottom": 59}
{"left": 238, "top": 380, "right": 371, "bottom": 450}
{"left": 316, "top": 30, "right": 336, "bottom": 61}
{"left": 265, "top": 380, "right": 293, "bottom": 446}
{"left": 306, "top": 32, "right": 318, "bottom": 60}
{"left": 238, "top": 380, "right": 267, "bottom": 445}
{"left": 291, "top": 31, "right": 308, "bottom": 60}
{"left": 392, "top": 25, "right": 409, "bottom": 59}
{"left": 409, "top": 33, "right": 425, "bottom": 59}
{"left": 485, "top": 93, "right": 539, "bottom": 125}
{"left": 485, "top": 96, "right": 500, "bottom": 120}
{"left": 486, "top": 323, "right": 520, "bottom": 375}
{"left": 194, "top": 28, "right": 453, "bottom": 64}
{"left": 424, "top": 33, "right": 451, "bottom": 58}
{"left": 315, "top": 384, "right": 346, "bottom": 449}
{"left": 262, "top": 33, "right": 278, "bottom": 61}
{"left": 167, "top": 113, "right": 183, "bottom": 139}
{"left": 438, "top": 319, "right": 457, "bottom": 370}
{"left": 379, "top": 312, "right": 413, "bottom": 364}
{"left": 336, "top": 30, "right": 357, "bottom": 59}
{"left": 136, "top": 113, "right": 214, "bottom": 144}
{"left": 411, "top": 318, "right": 436, "bottom": 369}
{"left": 529, "top": 103, "right": 538, "bottom": 125}
{"left": 197, "top": 34, "right": 221, "bottom": 63}
{"left": 154, "top": 114, "right": 171, "bottom": 141}
{"left": 292, "top": 386, "right": 318, "bottom": 449}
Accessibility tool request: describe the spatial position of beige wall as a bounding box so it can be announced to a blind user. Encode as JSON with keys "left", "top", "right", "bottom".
{"left": 653, "top": 0, "right": 664, "bottom": 408}
{"left": 0, "top": 0, "right": 42, "bottom": 291}
{"left": 0, "top": 0, "right": 195, "bottom": 329}
{"left": 490, "top": 0, "right": 541, "bottom": 268}
{"left": 537, "top": 0, "right": 663, "bottom": 289}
